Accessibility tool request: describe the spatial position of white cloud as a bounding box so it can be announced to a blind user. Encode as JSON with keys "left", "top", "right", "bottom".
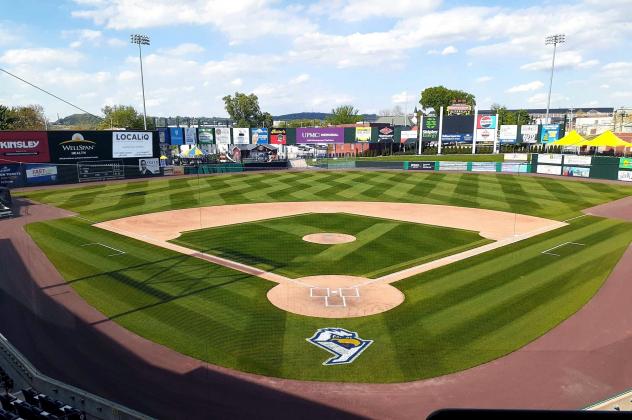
{"left": 527, "top": 92, "right": 568, "bottom": 106}
{"left": 289, "top": 74, "right": 310, "bottom": 84}
{"left": 71, "top": 0, "right": 317, "bottom": 43}
{"left": 160, "top": 43, "right": 205, "bottom": 56}
{"left": 521, "top": 51, "right": 599, "bottom": 71}
{"left": 391, "top": 91, "right": 411, "bottom": 104}
{"left": 107, "top": 38, "right": 126, "bottom": 47}
{"left": 0, "top": 48, "right": 84, "bottom": 65}
{"left": 506, "top": 80, "right": 544, "bottom": 93}
{"left": 314, "top": 0, "right": 438, "bottom": 22}
{"left": 476, "top": 76, "right": 492, "bottom": 83}
{"left": 441, "top": 45, "right": 458, "bottom": 55}
{"left": 602, "top": 61, "right": 632, "bottom": 78}
{"left": 600, "top": 84, "right": 610, "bottom": 89}
{"left": 230, "top": 78, "right": 243, "bottom": 86}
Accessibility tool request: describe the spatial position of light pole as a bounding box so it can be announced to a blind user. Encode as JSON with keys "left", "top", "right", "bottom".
{"left": 544, "top": 34, "right": 565, "bottom": 124}
{"left": 130, "top": 34, "right": 150, "bottom": 130}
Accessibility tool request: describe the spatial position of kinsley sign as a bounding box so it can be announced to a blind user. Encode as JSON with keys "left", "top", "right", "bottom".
{"left": 0, "top": 131, "right": 50, "bottom": 163}
{"left": 296, "top": 127, "right": 344, "bottom": 144}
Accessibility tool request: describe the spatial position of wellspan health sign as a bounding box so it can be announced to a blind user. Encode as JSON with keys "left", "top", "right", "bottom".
{"left": 0, "top": 131, "right": 50, "bottom": 163}
{"left": 48, "top": 131, "right": 111, "bottom": 162}
{"left": 297, "top": 127, "right": 344, "bottom": 144}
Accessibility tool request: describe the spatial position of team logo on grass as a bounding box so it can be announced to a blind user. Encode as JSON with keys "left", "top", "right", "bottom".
{"left": 307, "top": 328, "right": 373, "bottom": 365}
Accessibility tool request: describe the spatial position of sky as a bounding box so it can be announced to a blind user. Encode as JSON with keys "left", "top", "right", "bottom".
{"left": 0, "top": 0, "right": 631, "bottom": 120}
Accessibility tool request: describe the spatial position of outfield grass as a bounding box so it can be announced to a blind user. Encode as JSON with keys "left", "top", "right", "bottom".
{"left": 171, "top": 213, "right": 491, "bottom": 278}
{"left": 19, "top": 171, "right": 632, "bottom": 382}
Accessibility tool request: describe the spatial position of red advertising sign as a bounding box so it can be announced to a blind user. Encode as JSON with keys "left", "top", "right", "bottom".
{"left": 269, "top": 128, "right": 287, "bottom": 145}
{"left": 476, "top": 115, "right": 497, "bottom": 129}
{"left": 0, "top": 131, "right": 50, "bottom": 163}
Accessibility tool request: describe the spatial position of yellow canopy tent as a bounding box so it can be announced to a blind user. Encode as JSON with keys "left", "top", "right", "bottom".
{"left": 549, "top": 130, "right": 585, "bottom": 146}
{"left": 584, "top": 131, "right": 631, "bottom": 148}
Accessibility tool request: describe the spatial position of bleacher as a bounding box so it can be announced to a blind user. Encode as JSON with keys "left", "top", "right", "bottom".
{"left": 0, "top": 366, "right": 84, "bottom": 420}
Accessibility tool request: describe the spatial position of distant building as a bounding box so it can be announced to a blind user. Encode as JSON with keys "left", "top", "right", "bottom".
{"left": 373, "top": 115, "right": 414, "bottom": 126}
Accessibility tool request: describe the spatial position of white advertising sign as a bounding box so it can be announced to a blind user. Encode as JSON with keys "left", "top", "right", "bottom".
{"left": 499, "top": 125, "right": 518, "bottom": 142}
{"left": 112, "top": 131, "right": 153, "bottom": 158}
{"left": 537, "top": 154, "right": 563, "bottom": 165}
{"left": 233, "top": 128, "right": 250, "bottom": 144}
{"left": 400, "top": 130, "right": 418, "bottom": 140}
{"left": 501, "top": 163, "right": 529, "bottom": 173}
{"left": 536, "top": 164, "right": 562, "bottom": 175}
{"left": 520, "top": 125, "right": 538, "bottom": 143}
{"left": 504, "top": 153, "right": 529, "bottom": 161}
{"left": 26, "top": 165, "right": 57, "bottom": 179}
{"left": 184, "top": 127, "right": 197, "bottom": 145}
{"left": 438, "top": 161, "right": 468, "bottom": 171}
{"left": 563, "top": 155, "right": 592, "bottom": 166}
{"left": 475, "top": 128, "right": 496, "bottom": 143}
{"left": 471, "top": 162, "right": 497, "bottom": 172}
{"left": 215, "top": 128, "right": 231, "bottom": 144}
{"left": 618, "top": 171, "right": 632, "bottom": 182}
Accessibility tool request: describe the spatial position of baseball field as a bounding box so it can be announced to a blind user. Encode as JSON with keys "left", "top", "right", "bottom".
{"left": 17, "top": 170, "right": 632, "bottom": 382}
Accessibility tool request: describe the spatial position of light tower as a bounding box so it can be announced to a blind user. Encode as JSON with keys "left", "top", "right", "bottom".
{"left": 544, "top": 34, "right": 566, "bottom": 124}
{"left": 130, "top": 34, "right": 150, "bottom": 130}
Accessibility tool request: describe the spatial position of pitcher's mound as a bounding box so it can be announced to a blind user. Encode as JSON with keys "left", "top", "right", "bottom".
{"left": 303, "top": 233, "right": 356, "bottom": 244}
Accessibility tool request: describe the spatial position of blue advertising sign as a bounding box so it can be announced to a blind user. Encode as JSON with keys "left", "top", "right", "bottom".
{"left": 25, "top": 164, "right": 58, "bottom": 184}
{"left": 169, "top": 127, "right": 184, "bottom": 145}
{"left": 251, "top": 128, "right": 268, "bottom": 144}
{"left": 540, "top": 124, "right": 561, "bottom": 144}
{"left": 0, "top": 164, "right": 24, "bottom": 187}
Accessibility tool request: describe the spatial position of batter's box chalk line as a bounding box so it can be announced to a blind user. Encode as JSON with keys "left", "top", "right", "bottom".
{"left": 310, "top": 286, "right": 360, "bottom": 307}
{"left": 81, "top": 242, "right": 126, "bottom": 257}
{"left": 541, "top": 241, "right": 585, "bottom": 257}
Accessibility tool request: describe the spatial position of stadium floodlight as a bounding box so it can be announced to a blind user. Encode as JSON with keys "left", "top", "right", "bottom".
{"left": 544, "top": 34, "right": 566, "bottom": 124}
{"left": 130, "top": 34, "right": 150, "bottom": 130}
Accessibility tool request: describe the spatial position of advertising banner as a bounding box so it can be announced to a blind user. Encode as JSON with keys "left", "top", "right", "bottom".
{"left": 184, "top": 127, "right": 197, "bottom": 145}
{"left": 377, "top": 126, "right": 394, "bottom": 142}
{"left": 619, "top": 157, "right": 632, "bottom": 169}
{"left": 540, "top": 124, "right": 561, "bottom": 144}
{"left": 562, "top": 166, "right": 590, "bottom": 178}
{"left": 297, "top": 127, "right": 344, "bottom": 144}
{"left": 48, "top": 131, "right": 111, "bottom": 162}
{"left": 471, "top": 162, "right": 497, "bottom": 172}
{"left": 157, "top": 127, "right": 168, "bottom": 144}
{"left": 618, "top": 170, "right": 632, "bottom": 182}
{"left": 564, "top": 155, "right": 592, "bottom": 166}
{"left": 504, "top": 153, "right": 529, "bottom": 161}
{"left": 477, "top": 115, "right": 497, "bottom": 129}
{"left": 112, "top": 131, "right": 153, "bottom": 158}
{"left": 270, "top": 128, "right": 287, "bottom": 145}
{"left": 499, "top": 125, "right": 518, "bottom": 143}
{"left": 215, "top": 127, "right": 231, "bottom": 144}
{"left": 25, "top": 164, "right": 58, "bottom": 184}
{"left": 536, "top": 164, "right": 562, "bottom": 175}
{"left": 422, "top": 117, "right": 439, "bottom": 143}
{"left": 408, "top": 161, "right": 436, "bottom": 170}
{"left": 169, "top": 127, "right": 184, "bottom": 145}
{"left": 442, "top": 115, "right": 474, "bottom": 143}
{"left": 537, "top": 154, "right": 563, "bottom": 165}
{"left": 519, "top": 125, "right": 538, "bottom": 143}
{"left": 0, "top": 131, "right": 50, "bottom": 163}
{"left": 438, "top": 161, "right": 468, "bottom": 171}
{"left": 355, "top": 127, "right": 371, "bottom": 142}
{"left": 78, "top": 160, "right": 124, "bottom": 183}
{"left": 139, "top": 158, "right": 160, "bottom": 176}
{"left": 198, "top": 128, "right": 215, "bottom": 144}
{"left": 0, "top": 164, "right": 23, "bottom": 187}
{"left": 400, "top": 130, "right": 418, "bottom": 144}
{"left": 251, "top": 128, "right": 268, "bottom": 145}
{"left": 232, "top": 128, "right": 250, "bottom": 144}
{"left": 501, "top": 162, "right": 530, "bottom": 173}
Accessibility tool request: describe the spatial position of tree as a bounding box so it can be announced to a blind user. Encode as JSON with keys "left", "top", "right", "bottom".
{"left": 419, "top": 86, "right": 476, "bottom": 115}
{"left": 378, "top": 105, "right": 404, "bottom": 116}
{"left": 491, "top": 104, "right": 531, "bottom": 125}
{"left": 325, "top": 105, "right": 362, "bottom": 125}
{"left": 97, "top": 105, "right": 153, "bottom": 130}
{"left": 0, "top": 105, "right": 16, "bottom": 130}
{"left": 222, "top": 92, "right": 272, "bottom": 127}
{"left": 6, "top": 105, "right": 47, "bottom": 130}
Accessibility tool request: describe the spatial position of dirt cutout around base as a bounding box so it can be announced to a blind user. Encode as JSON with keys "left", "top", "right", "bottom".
{"left": 96, "top": 202, "right": 565, "bottom": 318}
{"left": 302, "top": 233, "right": 356, "bottom": 244}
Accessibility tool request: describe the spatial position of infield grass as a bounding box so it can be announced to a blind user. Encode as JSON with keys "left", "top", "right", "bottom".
{"left": 170, "top": 213, "right": 491, "bottom": 278}
{"left": 19, "top": 171, "right": 632, "bottom": 382}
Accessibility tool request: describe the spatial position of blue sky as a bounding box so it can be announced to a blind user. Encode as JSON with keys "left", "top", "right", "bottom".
{"left": 0, "top": 0, "right": 630, "bottom": 119}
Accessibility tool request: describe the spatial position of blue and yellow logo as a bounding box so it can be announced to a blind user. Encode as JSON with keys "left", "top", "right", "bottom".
{"left": 307, "top": 328, "right": 373, "bottom": 365}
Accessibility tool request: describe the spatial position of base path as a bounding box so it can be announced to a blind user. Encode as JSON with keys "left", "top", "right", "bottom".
{"left": 584, "top": 195, "right": 632, "bottom": 222}
{"left": 2, "top": 198, "right": 631, "bottom": 419}
{"left": 95, "top": 202, "right": 565, "bottom": 318}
